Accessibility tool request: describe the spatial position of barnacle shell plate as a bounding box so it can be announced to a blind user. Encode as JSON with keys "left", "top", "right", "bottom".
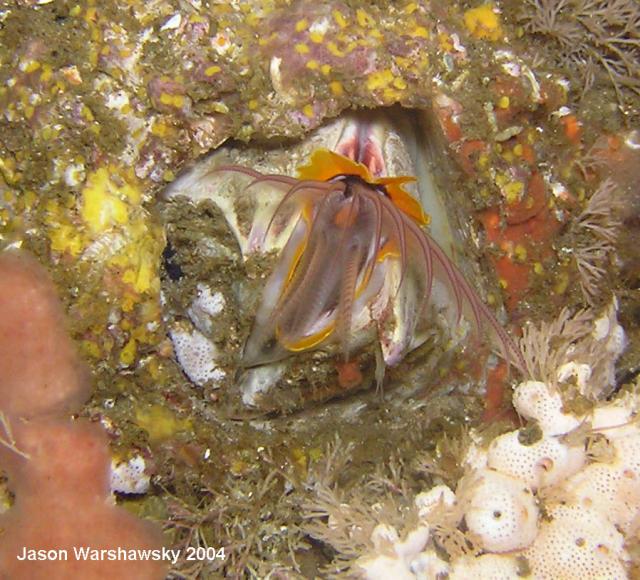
{"left": 161, "top": 110, "right": 482, "bottom": 416}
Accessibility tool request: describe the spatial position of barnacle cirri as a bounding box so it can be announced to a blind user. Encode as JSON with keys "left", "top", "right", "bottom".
{"left": 161, "top": 110, "right": 522, "bottom": 415}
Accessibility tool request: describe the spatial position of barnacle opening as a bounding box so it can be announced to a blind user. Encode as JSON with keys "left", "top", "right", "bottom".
{"left": 160, "top": 106, "right": 518, "bottom": 417}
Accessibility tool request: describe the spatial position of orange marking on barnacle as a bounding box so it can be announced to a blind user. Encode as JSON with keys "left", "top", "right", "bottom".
{"left": 297, "top": 149, "right": 369, "bottom": 181}
{"left": 379, "top": 177, "right": 429, "bottom": 225}
{"left": 283, "top": 202, "right": 314, "bottom": 287}
{"left": 354, "top": 267, "right": 372, "bottom": 299}
{"left": 296, "top": 149, "right": 429, "bottom": 225}
{"left": 277, "top": 321, "right": 336, "bottom": 351}
{"left": 376, "top": 239, "right": 400, "bottom": 261}
{"left": 284, "top": 235, "right": 307, "bottom": 287}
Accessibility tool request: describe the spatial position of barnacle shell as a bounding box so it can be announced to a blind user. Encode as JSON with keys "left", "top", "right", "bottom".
{"left": 161, "top": 110, "right": 493, "bottom": 415}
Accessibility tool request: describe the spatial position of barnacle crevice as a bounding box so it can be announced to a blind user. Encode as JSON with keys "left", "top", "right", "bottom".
{"left": 160, "top": 108, "right": 519, "bottom": 417}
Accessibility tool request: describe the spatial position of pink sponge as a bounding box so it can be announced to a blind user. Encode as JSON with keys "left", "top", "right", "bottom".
{"left": 0, "top": 250, "right": 166, "bottom": 579}
{"left": 1, "top": 418, "right": 110, "bottom": 502}
{"left": 0, "top": 250, "right": 90, "bottom": 419}
{"left": 0, "top": 418, "right": 166, "bottom": 579}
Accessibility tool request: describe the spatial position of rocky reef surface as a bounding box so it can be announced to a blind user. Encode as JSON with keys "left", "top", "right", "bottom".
{"left": 0, "top": 0, "right": 638, "bottom": 577}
